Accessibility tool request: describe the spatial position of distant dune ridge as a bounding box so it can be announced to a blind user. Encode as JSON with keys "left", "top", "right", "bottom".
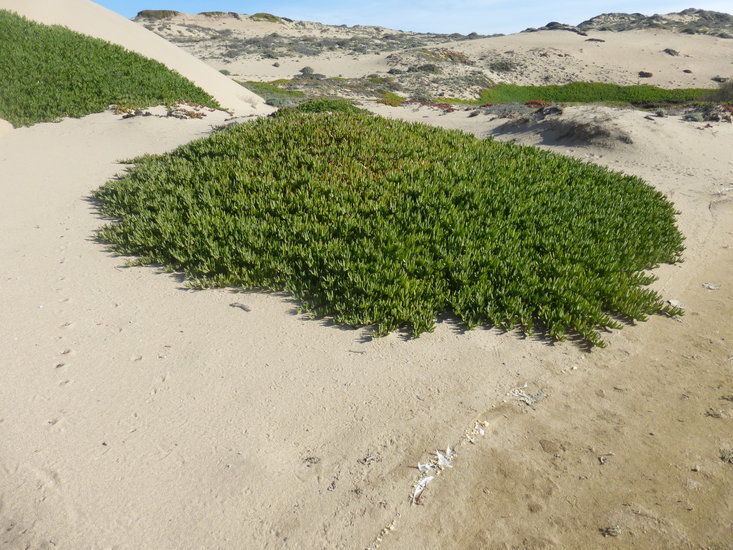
{"left": 0, "top": 0, "right": 269, "bottom": 115}
{"left": 131, "top": 6, "right": 732, "bottom": 104}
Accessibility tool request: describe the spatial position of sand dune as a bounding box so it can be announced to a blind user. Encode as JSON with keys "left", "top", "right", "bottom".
{"left": 138, "top": 11, "right": 732, "bottom": 98}
{"left": 1, "top": 3, "right": 732, "bottom": 549}
{"left": 0, "top": 0, "right": 270, "bottom": 115}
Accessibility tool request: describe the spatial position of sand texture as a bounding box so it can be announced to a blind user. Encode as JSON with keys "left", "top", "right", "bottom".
{"left": 1, "top": 4, "right": 732, "bottom": 549}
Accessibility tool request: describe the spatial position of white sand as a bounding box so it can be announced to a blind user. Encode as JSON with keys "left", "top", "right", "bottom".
{"left": 1, "top": 4, "right": 732, "bottom": 548}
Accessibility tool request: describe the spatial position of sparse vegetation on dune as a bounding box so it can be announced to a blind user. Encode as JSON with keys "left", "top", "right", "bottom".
{"left": 0, "top": 10, "right": 220, "bottom": 127}
{"left": 708, "top": 80, "right": 733, "bottom": 102}
{"left": 238, "top": 81, "right": 306, "bottom": 107}
{"left": 250, "top": 13, "right": 282, "bottom": 23}
{"left": 94, "top": 105, "right": 684, "bottom": 347}
{"left": 440, "top": 82, "right": 713, "bottom": 105}
{"left": 136, "top": 10, "right": 181, "bottom": 19}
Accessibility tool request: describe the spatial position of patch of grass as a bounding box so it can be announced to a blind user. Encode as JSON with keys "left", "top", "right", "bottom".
{"left": 136, "top": 10, "right": 180, "bottom": 19}
{"left": 378, "top": 92, "right": 407, "bottom": 106}
{"left": 239, "top": 81, "right": 305, "bottom": 99}
{"left": 94, "top": 111, "right": 683, "bottom": 347}
{"left": 251, "top": 13, "right": 281, "bottom": 23}
{"left": 0, "top": 10, "right": 220, "bottom": 127}
{"left": 238, "top": 81, "right": 306, "bottom": 108}
{"left": 476, "top": 83, "right": 712, "bottom": 105}
{"left": 292, "top": 98, "right": 366, "bottom": 114}
{"left": 440, "top": 82, "right": 715, "bottom": 105}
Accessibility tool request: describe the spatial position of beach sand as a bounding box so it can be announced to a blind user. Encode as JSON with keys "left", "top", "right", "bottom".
{"left": 1, "top": 2, "right": 731, "bottom": 549}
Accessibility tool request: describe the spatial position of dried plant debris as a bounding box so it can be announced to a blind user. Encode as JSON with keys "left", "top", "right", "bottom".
{"left": 510, "top": 386, "right": 549, "bottom": 406}
{"left": 599, "top": 525, "right": 622, "bottom": 537}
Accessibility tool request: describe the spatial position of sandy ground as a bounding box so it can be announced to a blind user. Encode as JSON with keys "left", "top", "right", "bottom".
{"left": 1, "top": 4, "right": 732, "bottom": 550}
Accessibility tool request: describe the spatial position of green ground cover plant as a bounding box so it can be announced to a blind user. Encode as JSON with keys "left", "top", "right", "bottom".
{"left": 136, "top": 10, "right": 180, "bottom": 19}
{"left": 377, "top": 91, "right": 407, "bottom": 106}
{"left": 238, "top": 81, "right": 306, "bottom": 106}
{"left": 290, "top": 98, "right": 365, "bottom": 114}
{"left": 0, "top": 10, "right": 220, "bottom": 127}
{"left": 472, "top": 82, "right": 711, "bottom": 105}
{"left": 251, "top": 13, "right": 282, "bottom": 23}
{"left": 94, "top": 110, "right": 684, "bottom": 347}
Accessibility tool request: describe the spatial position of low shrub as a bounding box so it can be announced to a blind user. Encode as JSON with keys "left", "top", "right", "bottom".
{"left": 237, "top": 81, "right": 305, "bottom": 105}
{"left": 408, "top": 63, "right": 441, "bottom": 74}
{"left": 94, "top": 111, "right": 684, "bottom": 346}
{"left": 470, "top": 82, "right": 712, "bottom": 105}
{"left": 136, "top": 10, "right": 180, "bottom": 19}
{"left": 251, "top": 12, "right": 281, "bottom": 23}
{"left": 293, "top": 98, "right": 366, "bottom": 114}
{"left": 378, "top": 92, "right": 407, "bottom": 107}
{"left": 488, "top": 59, "right": 518, "bottom": 73}
{"left": 706, "top": 80, "right": 733, "bottom": 102}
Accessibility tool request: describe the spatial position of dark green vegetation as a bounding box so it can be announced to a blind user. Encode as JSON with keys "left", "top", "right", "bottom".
{"left": 251, "top": 13, "right": 282, "bottom": 23}
{"left": 289, "top": 98, "right": 365, "bottom": 114}
{"left": 136, "top": 10, "right": 181, "bottom": 19}
{"left": 443, "top": 82, "right": 713, "bottom": 106}
{"left": 710, "top": 81, "right": 733, "bottom": 102}
{"left": 0, "top": 10, "right": 220, "bottom": 127}
{"left": 378, "top": 92, "right": 407, "bottom": 106}
{"left": 94, "top": 109, "right": 684, "bottom": 346}
{"left": 238, "top": 81, "right": 306, "bottom": 107}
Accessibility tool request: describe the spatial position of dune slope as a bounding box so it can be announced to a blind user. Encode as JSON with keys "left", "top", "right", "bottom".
{"left": 0, "top": 0, "right": 269, "bottom": 115}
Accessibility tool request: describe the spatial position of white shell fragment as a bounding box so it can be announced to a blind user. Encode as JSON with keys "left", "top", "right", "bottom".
{"left": 412, "top": 476, "right": 434, "bottom": 504}
{"left": 436, "top": 450, "right": 453, "bottom": 469}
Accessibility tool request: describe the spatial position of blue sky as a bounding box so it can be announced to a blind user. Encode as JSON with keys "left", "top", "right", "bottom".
{"left": 95, "top": 1, "right": 733, "bottom": 35}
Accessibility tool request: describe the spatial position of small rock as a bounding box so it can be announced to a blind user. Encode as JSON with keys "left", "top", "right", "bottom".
{"left": 663, "top": 48, "right": 680, "bottom": 56}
